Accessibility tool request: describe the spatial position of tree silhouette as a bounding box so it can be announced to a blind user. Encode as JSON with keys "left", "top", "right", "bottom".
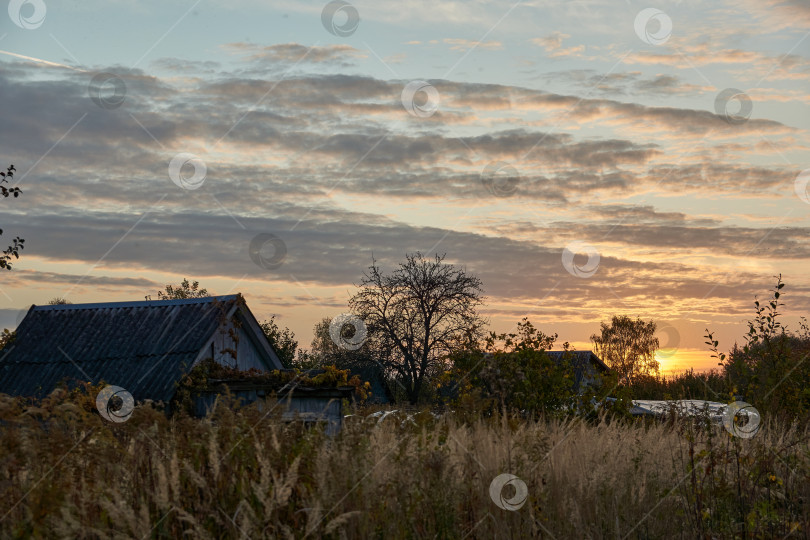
{"left": 350, "top": 252, "right": 485, "bottom": 404}
{"left": 155, "top": 278, "right": 209, "bottom": 300}
{"left": 1, "top": 165, "right": 24, "bottom": 270}
{"left": 591, "top": 315, "right": 659, "bottom": 385}
{"left": 259, "top": 315, "right": 299, "bottom": 368}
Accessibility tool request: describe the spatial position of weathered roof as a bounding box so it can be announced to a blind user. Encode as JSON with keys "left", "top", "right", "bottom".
{"left": 546, "top": 350, "right": 609, "bottom": 372}
{"left": 546, "top": 350, "right": 609, "bottom": 390}
{"left": 0, "top": 295, "right": 276, "bottom": 402}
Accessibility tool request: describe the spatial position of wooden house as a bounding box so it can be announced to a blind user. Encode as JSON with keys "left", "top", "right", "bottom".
{"left": 0, "top": 295, "right": 351, "bottom": 432}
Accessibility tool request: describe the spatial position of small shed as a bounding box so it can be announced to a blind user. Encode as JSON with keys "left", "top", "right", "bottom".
{"left": 194, "top": 379, "right": 353, "bottom": 436}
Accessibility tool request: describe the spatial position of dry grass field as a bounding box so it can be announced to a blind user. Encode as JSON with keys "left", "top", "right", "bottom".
{"left": 1, "top": 388, "right": 808, "bottom": 539}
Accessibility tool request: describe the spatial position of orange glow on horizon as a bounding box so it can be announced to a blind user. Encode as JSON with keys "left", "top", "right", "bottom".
{"left": 657, "top": 349, "right": 720, "bottom": 375}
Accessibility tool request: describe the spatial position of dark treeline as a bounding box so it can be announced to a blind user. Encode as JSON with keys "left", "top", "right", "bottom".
{"left": 7, "top": 255, "right": 807, "bottom": 423}
{"left": 262, "top": 256, "right": 810, "bottom": 423}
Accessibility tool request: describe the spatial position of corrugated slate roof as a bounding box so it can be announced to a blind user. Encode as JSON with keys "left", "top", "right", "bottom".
{"left": 546, "top": 350, "right": 609, "bottom": 372}
{"left": 0, "top": 295, "right": 243, "bottom": 401}
{"left": 546, "top": 350, "right": 609, "bottom": 390}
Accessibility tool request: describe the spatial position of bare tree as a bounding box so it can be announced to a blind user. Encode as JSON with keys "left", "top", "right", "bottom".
{"left": 590, "top": 315, "right": 659, "bottom": 385}
{"left": 350, "top": 252, "right": 485, "bottom": 404}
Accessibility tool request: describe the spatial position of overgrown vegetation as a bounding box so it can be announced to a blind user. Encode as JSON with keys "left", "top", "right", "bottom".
{"left": 0, "top": 385, "right": 807, "bottom": 538}
{"left": 170, "top": 358, "right": 371, "bottom": 416}
{"left": 3, "top": 264, "right": 809, "bottom": 536}
{"left": 439, "top": 318, "right": 623, "bottom": 419}
{"left": 707, "top": 274, "right": 810, "bottom": 419}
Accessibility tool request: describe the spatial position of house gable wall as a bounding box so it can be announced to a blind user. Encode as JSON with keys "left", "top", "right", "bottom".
{"left": 209, "top": 320, "right": 272, "bottom": 371}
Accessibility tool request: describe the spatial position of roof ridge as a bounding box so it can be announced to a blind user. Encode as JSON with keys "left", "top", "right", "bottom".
{"left": 31, "top": 294, "right": 240, "bottom": 311}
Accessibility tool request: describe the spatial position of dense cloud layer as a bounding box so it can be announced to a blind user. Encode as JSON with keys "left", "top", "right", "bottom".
{"left": 0, "top": 36, "right": 807, "bottom": 352}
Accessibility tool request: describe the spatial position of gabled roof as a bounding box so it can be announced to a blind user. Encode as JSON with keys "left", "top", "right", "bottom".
{"left": 546, "top": 350, "right": 609, "bottom": 372}
{"left": 0, "top": 295, "right": 282, "bottom": 402}
{"left": 546, "top": 350, "right": 609, "bottom": 390}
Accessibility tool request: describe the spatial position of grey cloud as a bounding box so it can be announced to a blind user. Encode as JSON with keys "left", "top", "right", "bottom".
{"left": 221, "top": 43, "right": 365, "bottom": 71}
{"left": 590, "top": 204, "right": 719, "bottom": 226}
{"left": 489, "top": 218, "right": 810, "bottom": 259}
{"left": 646, "top": 163, "right": 796, "bottom": 194}
{"left": 8, "top": 270, "right": 161, "bottom": 290}
{"left": 537, "top": 70, "right": 711, "bottom": 97}
{"left": 2, "top": 53, "right": 807, "bottom": 325}
{"left": 2, "top": 62, "right": 791, "bottom": 203}
{"left": 6, "top": 198, "right": 790, "bottom": 319}
{"left": 151, "top": 58, "right": 221, "bottom": 74}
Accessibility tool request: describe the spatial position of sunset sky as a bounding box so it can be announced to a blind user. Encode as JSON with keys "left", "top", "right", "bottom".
{"left": 1, "top": 0, "right": 809, "bottom": 373}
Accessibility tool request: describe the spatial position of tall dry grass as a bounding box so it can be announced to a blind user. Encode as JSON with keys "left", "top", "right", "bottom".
{"left": 0, "top": 388, "right": 808, "bottom": 539}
